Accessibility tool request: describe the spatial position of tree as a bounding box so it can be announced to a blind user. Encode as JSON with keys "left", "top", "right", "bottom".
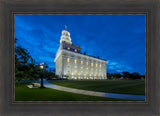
{"left": 107, "top": 73, "right": 111, "bottom": 79}
{"left": 15, "top": 38, "right": 35, "bottom": 81}
{"left": 15, "top": 38, "right": 59, "bottom": 82}
{"left": 15, "top": 45, "right": 33, "bottom": 65}
{"left": 130, "top": 72, "right": 141, "bottom": 79}
{"left": 122, "top": 72, "right": 131, "bottom": 78}
{"left": 112, "top": 73, "right": 121, "bottom": 79}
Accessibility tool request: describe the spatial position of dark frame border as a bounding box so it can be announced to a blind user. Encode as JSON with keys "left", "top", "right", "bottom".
{"left": 0, "top": 0, "right": 160, "bottom": 116}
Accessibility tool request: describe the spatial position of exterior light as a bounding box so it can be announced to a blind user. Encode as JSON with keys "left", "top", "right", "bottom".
{"left": 40, "top": 65, "right": 44, "bottom": 69}
{"left": 39, "top": 62, "right": 45, "bottom": 88}
{"left": 40, "top": 63, "right": 44, "bottom": 69}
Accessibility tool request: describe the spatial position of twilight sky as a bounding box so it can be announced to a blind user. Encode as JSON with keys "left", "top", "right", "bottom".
{"left": 15, "top": 14, "right": 145, "bottom": 75}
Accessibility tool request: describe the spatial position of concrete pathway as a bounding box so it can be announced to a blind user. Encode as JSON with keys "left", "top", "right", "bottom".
{"left": 40, "top": 80, "right": 145, "bottom": 101}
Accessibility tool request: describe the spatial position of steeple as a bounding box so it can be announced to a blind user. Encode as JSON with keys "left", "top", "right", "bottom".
{"left": 60, "top": 25, "right": 72, "bottom": 44}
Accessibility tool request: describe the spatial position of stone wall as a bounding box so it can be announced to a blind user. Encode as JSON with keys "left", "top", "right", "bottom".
{"left": 62, "top": 51, "right": 107, "bottom": 80}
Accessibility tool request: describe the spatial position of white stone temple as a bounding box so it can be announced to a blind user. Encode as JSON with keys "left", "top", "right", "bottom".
{"left": 54, "top": 26, "right": 108, "bottom": 80}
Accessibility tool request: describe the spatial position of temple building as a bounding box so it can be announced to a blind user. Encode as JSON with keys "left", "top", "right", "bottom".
{"left": 54, "top": 26, "right": 108, "bottom": 79}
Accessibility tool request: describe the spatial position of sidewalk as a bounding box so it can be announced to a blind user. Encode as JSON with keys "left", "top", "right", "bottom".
{"left": 42, "top": 80, "right": 145, "bottom": 101}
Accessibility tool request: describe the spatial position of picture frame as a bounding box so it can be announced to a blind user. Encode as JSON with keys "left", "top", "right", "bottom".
{"left": 0, "top": 0, "right": 159, "bottom": 116}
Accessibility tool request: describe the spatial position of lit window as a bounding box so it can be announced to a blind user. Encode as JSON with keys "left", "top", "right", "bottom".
{"left": 96, "top": 64, "right": 97, "bottom": 67}
{"left": 74, "top": 71, "right": 77, "bottom": 75}
{"left": 81, "top": 61, "right": 83, "bottom": 65}
{"left": 81, "top": 67, "right": 83, "bottom": 69}
{"left": 75, "top": 60, "right": 77, "bottom": 64}
{"left": 81, "top": 71, "right": 83, "bottom": 75}
{"left": 67, "top": 58, "right": 70, "bottom": 63}
{"left": 67, "top": 71, "right": 70, "bottom": 75}
{"left": 75, "top": 49, "right": 77, "bottom": 52}
{"left": 96, "top": 69, "right": 97, "bottom": 71}
{"left": 100, "top": 64, "right": 101, "bottom": 68}
{"left": 91, "top": 68, "right": 93, "bottom": 70}
{"left": 75, "top": 66, "right": 77, "bottom": 68}
{"left": 86, "top": 62, "right": 88, "bottom": 65}
{"left": 86, "top": 68, "right": 88, "bottom": 70}
{"left": 67, "top": 47, "right": 70, "bottom": 50}
{"left": 91, "top": 63, "right": 93, "bottom": 67}
{"left": 86, "top": 72, "right": 88, "bottom": 76}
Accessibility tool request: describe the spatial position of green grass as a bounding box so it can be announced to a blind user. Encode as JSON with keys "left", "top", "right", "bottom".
{"left": 15, "top": 83, "right": 135, "bottom": 101}
{"left": 50, "top": 80, "right": 145, "bottom": 95}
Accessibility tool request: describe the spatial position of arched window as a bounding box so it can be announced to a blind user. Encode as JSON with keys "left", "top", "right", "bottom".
{"left": 67, "top": 58, "right": 70, "bottom": 63}
{"left": 86, "top": 72, "right": 88, "bottom": 76}
{"left": 81, "top": 71, "right": 83, "bottom": 75}
{"left": 75, "top": 60, "right": 77, "bottom": 64}
{"left": 91, "top": 73, "right": 94, "bottom": 78}
{"left": 81, "top": 61, "right": 83, "bottom": 65}
{"left": 86, "top": 62, "right": 88, "bottom": 65}
{"left": 74, "top": 71, "right": 77, "bottom": 75}
{"left": 67, "top": 71, "right": 70, "bottom": 75}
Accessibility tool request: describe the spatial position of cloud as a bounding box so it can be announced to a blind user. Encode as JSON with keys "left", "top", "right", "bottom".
{"left": 15, "top": 14, "right": 145, "bottom": 74}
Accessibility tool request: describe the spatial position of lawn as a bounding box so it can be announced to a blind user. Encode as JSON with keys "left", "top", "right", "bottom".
{"left": 15, "top": 83, "right": 136, "bottom": 101}
{"left": 50, "top": 80, "right": 145, "bottom": 95}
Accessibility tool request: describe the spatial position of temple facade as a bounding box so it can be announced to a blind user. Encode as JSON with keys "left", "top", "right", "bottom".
{"left": 54, "top": 26, "right": 108, "bottom": 79}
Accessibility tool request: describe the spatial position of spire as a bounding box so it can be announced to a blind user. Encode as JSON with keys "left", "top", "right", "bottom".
{"left": 65, "top": 25, "right": 67, "bottom": 30}
{"left": 60, "top": 26, "right": 72, "bottom": 44}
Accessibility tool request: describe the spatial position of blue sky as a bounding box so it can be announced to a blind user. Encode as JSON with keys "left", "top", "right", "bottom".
{"left": 15, "top": 14, "right": 145, "bottom": 75}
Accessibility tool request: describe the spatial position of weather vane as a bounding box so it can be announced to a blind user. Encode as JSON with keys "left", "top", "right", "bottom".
{"left": 65, "top": 25, "right": 67, "bottom": 30}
